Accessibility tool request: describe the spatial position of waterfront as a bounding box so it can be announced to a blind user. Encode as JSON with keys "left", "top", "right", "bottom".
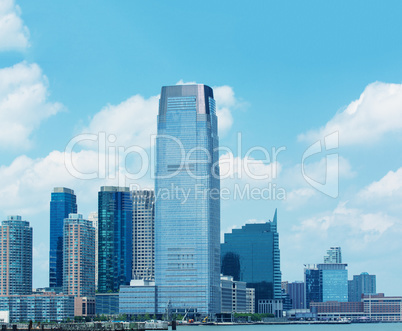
{"left": 172, "top": 324, "right": 402, "bottom": 331}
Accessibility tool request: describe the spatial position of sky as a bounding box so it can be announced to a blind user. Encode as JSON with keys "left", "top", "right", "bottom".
{"left": 1, "top": 0, "right": 402, "bottom": 294}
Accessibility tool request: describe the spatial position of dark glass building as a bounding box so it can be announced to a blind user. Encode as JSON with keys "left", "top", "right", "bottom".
{"left": 155, "top": 84, "right": 221, "bottom": 315}
{"left": 304, "top": 266, "right": 322, "bottom": 308}
{"left": 221, "top": 210, "right": 281, "bottom": 313}
{"left": 49, "top": 187, "right": 77, "bottom": 288}
{"left": 98, "top": 186, "right": 133, "bottom": 293}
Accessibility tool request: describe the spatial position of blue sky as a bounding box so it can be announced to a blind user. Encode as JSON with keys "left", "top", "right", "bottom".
{"left": 1, "top": 0, "right": 402, "bottom": 294}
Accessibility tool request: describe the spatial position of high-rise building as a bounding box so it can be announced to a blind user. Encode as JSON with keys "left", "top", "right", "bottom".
{"left": 246, "top": 288, "right": 255, "bottom": 314}
{"left": 304, "top": 265, "right": 321, "bottom": 308}
{"left": 348, "top": 272, "right": 376, "bottom": 302}
{"left": 220, "top": 275, "right": 247, "bottom": 313}
{"left": 221, "top": 210, "right": 281, "bottom": 313}
{"left": 320, "top": 263, "right": 348, "bottom": 302}
{"left": 49, "top": 187, "right": 77, "bottom": 288}
{"left": 324, "top": 247, "right": 342, "bottom": 264}
{"left": 288, "top": 281, "right": 305, "bottom": 309}
{"left": 63, "top": 213, "right": 96, "bottom": 316}
{"left": 305, "top": 247, "right": 348, "bottom": 307}
{"left": 155, "top": 84, "right": 221, "bottom": 315}
{"left": 0, "top": 216, "right": 32, "bottom": 295}
{"left": 88, "top": 212, "right": 98, "bottom": 290}
{"left": 132, "top": 190, "right": 155, "bottom": 280}
{"left": 98, "top": 186, "right": 133, "bottom": 293}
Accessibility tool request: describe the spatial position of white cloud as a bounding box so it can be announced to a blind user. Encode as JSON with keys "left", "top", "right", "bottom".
{"left": 214, "top": 85, "right": 236, "bottom": 134}
{"left": 219, "top": 152, "right": 281, "bottom": 184}
{"left": 299, "top": 82, "right": 402, "bottom": 145}
{"left": 359, "top": 167, "right": 402, "bottom": 200}
{"left": 175, "top": 79, "right": 197, "bottom": 85}
{"left": 293, "top": 202, "right": 396, "bottom": 241}
{"left": 0, "top": 62, "right": 62, "bottom": 149}
{"left": 0, "top": 0, "right": 29, "bottom": 51}
{"left": 81, "top": 94, "right": 159, "bottom": 149}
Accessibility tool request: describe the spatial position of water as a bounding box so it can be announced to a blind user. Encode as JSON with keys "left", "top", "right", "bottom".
{"left": 171, "top": 324, "right": 401, "bottom": 331}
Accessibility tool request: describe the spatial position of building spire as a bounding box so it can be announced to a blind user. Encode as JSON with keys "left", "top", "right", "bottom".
{"left": 273, "top": 208, "right": 277, "bottom": 224}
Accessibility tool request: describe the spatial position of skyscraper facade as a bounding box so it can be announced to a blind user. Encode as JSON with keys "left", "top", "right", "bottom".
{"left": 49, "top": 187, "right": 77, "bottom": 288}
{"left": 98, "top": 186, "right": 133, "bottom": 293}
{"left": 0, "top": 216, "right": 32, "bottom": 295}
{"left": 132, "top": 190, "right": 155, "bottom": 280}
{"left": 348, "top": 272, "right": 376, "bottom": 302}
{"left": 63, "top": 213, "right": 95, "bottom": 316}
{"left": 155, "top": 84, "right": 221, "bottom": 315}
{"left": 319, "top": 263, "right": 348, "bottom": 302}
{"left": 221, "top": 210, "right": 281, "bottom": 313}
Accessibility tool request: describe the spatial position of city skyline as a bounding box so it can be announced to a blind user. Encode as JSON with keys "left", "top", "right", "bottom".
{"left": 1, "top": 0, "right": 402, "bottom": 297}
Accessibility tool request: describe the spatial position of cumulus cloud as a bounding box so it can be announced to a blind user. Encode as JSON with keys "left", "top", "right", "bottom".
{"left": 293, "top": 202, "right": 396, "bottom": 242}
{"left": 0, "top": 62, "right": 62, "bottom": 150}
{"left": 0, "top": 0, "right": 29, "bottom": 51}
{"left": 0, "top": 148, "right": 154, "bottom": 217}
{"left": 81, "top": 94, "right": 159, "bottom": 149}
{"left": 359, "top": 167, "right": 402, "bottom": 200}
{"left": 299, "top": 82, "right": 402, "bottom": 145}
{"left": 219, "top": 152, "right": 281, "bottom": 183}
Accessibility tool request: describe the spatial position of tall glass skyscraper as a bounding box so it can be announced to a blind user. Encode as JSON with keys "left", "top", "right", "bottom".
{"left": 98, "top": 186, "right": 133, "bottom": 293}
{"left": 49, "top": 187, "right": 77, "bottom": 288}
{"left": 221, "top": 210, "right": 281, "bottom": 313}
{"left": 155, "top": 85, "right": 221, "bottom": 315}
{"left": 0, "top": 216, "right": 32, "bottom": 295}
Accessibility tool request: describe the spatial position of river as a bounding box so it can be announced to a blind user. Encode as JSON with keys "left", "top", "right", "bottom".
{"left": 171, "top": 324, "right": 401, "bottom": 331}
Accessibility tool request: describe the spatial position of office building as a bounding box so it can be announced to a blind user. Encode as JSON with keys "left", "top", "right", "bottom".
{"left": 220, "top": 275, "right": 247, "bottom": 313}
{"left": 304, "top": 247, "right": 348, "bottom": 307}
{"left": 95, "top": 293, "right": 119, "bottom": 315}
{"left": 221, "top": 210, "right": 281, "bottom": 313}
{"left": 288, "top": 282, "right": 305, "bottom": 309}
{"left": 155, "top": 84, "right": 221, "bottom": 315}
{"left": 320, "top": 263, "right": 348, "bottom": 302}
{"left": 119, "top": 279, "right": 156, "bottom": 315}
{"left": 362, "top": 294, "right": 402, "bottom": 321}
{"left": 49, "top": 187, "right": 77, "bottom": 288}
{"left": 324, "top": 247, "right": 342, "bottom": 264}
{"left": 348, "top": 272, "right": 376, "bottom": 302}
{"left": 98, "top": 186, "right": 133, "bottom": 293}
{"left": 246, "top": 288, "right": 255, "bottom": 314}
{"left": 310, "top": 294, "right": 402, "bottom": 322}
{"left": 132, "top": 190, "right": 155, "bottom": 280}
{"left": 0, "top": 294, "right": 74, "bottom": 322}
{"left": 258, "top": 299, "right": 283, "bottom": 317}
{"left": 63, "top": 213, "right": 95, "bottom": 316}
{"left": 88, "top": 211, "right": 98, "bottom": 290}
{"left": 0, "top": 216, "right": 32, "bottom": 295}
{"left": 304, "top": 266, "right": 321, "bottom": 308}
